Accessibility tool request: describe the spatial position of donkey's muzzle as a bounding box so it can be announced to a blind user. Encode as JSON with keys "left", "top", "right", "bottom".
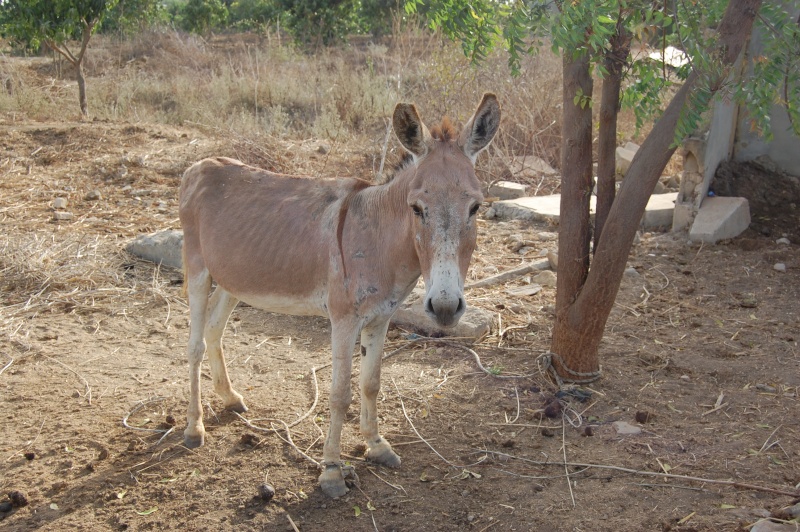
{"left": 425, "top": 293, "right": 466, "bottom": 328}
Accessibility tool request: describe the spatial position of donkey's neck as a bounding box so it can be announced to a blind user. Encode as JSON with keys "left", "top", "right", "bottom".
{"left": 353, "top": 170, "right": 420, "bottom": 274}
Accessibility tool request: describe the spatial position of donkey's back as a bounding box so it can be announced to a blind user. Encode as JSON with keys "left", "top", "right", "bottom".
{"left": 180, "top": 157, "right": 367, "bottom": 317}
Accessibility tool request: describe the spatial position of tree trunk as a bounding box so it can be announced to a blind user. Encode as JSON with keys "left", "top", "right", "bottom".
{"left": 594, "top": 27, "right": 631, "bottom": 253}
{"left": 550, "top": 0, "right": 762, "bottom": 382}
{"left": 76, "top": 62, "right": 88, "bottom": 117}
{"left": 551, "top": 50, "right": 594, "bottom": 378}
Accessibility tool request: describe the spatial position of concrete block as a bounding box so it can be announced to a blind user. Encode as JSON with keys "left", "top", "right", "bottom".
{"left": 671, "top": 202, "right": 694, "bottom": 232}
{"left": 615, "top": 147, "right": 637, "bottom": 176}
{"left": 390, "top": 299, "right": 493, "bottom": 341}
{"left": 489, "top": 181, "right": 528, "bottom": 200}
{"left": 491, "top": 194, "right": 568, "bottom": 223}
{"left": 624, "top": 141, "right": 641, "bottom": 153}
{"left": 689, "top": 196, "right": 750, "bottom": 243}
{"left": 493, "top": 192, "right": 678, "bottom": 232}
{"left": 126, "top": 229, "right": 184, "bottom": 269}
{"left": 642, "top": 193, "right": 678, "bottom": 230}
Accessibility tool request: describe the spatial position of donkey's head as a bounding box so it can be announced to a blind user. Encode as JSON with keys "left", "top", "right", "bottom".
{"left": 393, "top": 94, "right": 501, "bottom": 327}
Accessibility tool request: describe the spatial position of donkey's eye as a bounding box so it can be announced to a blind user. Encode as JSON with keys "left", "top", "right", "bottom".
{"left": 469, "top": 203, "right": 480, "bottom": 217}
{"left": 412, "top": 204, "right": 423, "bottom": 217}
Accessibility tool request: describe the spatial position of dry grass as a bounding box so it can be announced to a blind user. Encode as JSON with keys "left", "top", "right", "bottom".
{"left": 1, "top": 29, "right": 568, "bottom": 173}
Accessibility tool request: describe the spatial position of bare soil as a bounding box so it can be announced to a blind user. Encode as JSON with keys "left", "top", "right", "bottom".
{"left": 1, "top": 119, "right": 799, "bottom": 532}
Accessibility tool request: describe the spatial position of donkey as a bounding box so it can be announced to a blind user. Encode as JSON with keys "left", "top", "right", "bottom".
{"left": 179, "top": 94, "right": 500, "bottom": 497}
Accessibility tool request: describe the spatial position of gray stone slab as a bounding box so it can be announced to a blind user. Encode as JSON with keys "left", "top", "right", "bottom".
{"left": 488, "top": 180, "right": 528, "bottom": 200}
{"left": 126, "top": 230, "right": 184, "bottom": 269}
{"left": 390, "top": 300, "right": 492, "bottom": 341}
{"left": 492, "top": 193, "right": 678, "bottom": 231}
{"left": 689, "top": 196, "right": 751, "bottom": 243}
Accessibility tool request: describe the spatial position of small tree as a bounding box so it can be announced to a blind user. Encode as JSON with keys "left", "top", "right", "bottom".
{"left": 409, "top": 0, "right": 799, "bottom": 383}
{"left": 178, "top": 0, "right": 229, "bottom": 35}
{"left": 0, "top": 0, "right": 117, "bottom": 116}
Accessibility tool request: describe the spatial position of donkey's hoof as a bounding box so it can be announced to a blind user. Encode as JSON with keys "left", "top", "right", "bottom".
{"left": 183, "top": 430, "right": 205, "bottom": 449}
{"left": 367, "top": 448, "right": 401, "bottom": 468}
{"left": 225, "top": 399, "right": 248, "bottom": 414}
{"left": 319, "top": 466, "right": 349, "bottom": 498}
{"left": 366, "top": 438, "right": 401, "bottom": 468}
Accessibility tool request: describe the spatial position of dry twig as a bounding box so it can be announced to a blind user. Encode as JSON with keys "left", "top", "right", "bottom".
{"left": 480, "top": 449, "right": 800, "bottom": 498}
{"left": 41, "top": 353, "right": 92, "bottom": 405}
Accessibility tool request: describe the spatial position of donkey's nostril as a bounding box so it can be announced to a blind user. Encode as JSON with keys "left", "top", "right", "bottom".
{"left": 456, "top": 297, "right": 465, "bottom": 314}
{"left": 425, "top": 298, "right": 435, "bottom": 315}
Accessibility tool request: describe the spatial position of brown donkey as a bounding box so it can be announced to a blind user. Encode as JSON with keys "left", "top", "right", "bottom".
{"left": 179, "top": 94, "right": 500, "bottom": 497}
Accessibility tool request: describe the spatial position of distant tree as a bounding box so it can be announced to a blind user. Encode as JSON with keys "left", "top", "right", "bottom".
{"left": 228, "top": 0, "right": 281, "bottom": 30}
{"left": 177, "top": 0, "right": 229, "bottom": 35}
{"left": 0, "top": 0, "right": 117, "bottom": 116}
{"left": 102, "top": 0, "right": 168, "bottom": 34}
{"left": 276, "top": 0, "right": 360, "bottom": 46}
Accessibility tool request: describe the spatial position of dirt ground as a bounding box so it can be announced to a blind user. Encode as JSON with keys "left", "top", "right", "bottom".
{"left": 1, "top": 119, "right": 799, "bottom": 532}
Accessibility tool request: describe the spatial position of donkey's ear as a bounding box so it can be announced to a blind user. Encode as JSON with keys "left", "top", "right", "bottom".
{"left": 458, "top": 93, "right": 501, "bottom": 163}
{"left": 393, "top": 103, "right": 432, "bottom": 161}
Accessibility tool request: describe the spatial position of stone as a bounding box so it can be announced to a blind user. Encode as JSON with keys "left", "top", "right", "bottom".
{"left": 615, "top": 146, "right": 637, "bottom": 177}
{"left": 390, "top": 300, "right": 493, "bottom": 341}
{"left": 532, "top": 270, "right": 556, "bottom": 288}
{"left": 776, "top": 237, "right": 790, "bottom": 245}
{"left": 536, "top": 231, "right": 558, "bottom": 241}
{"left": 483, "top": 207, "right": 497, "bottom": 219}
{"left": 750, "top": 520, "right": 800, "bottom": 532}
{"left": 624, "top": 141, "right": 641, "bottom": 153}
{"left": 317, "top": 144, "right": 330, "bottom": 155}
{"left": 53, "top": 197, "right": 68, "bottom": 209}
{"left": 647, "top": 46, "right": 689, "bottom": 68}
{"left": 547, "top": 251, "right": 558, "bottom": 271}
{"left": 665, "top": 174, "right": 681, "bottom": 189}
{"left": 780, "top": 502, "right": 800, "bottom": 518}
{"left": 612, "top": 421, "right": 642, "bottom": 435}
{"left": 492, "top": 193, "right": 678, "bottom": 231}
{"left": 488, "top": 181, "right": 528, "bottom": 200}
{"left": 126, "top": 230, "right": 184, "bottom": 269}
{"left": 53, "top": 211, "right": 73, "bottom": 221}
{"left": 623, "top": 267, "right": 641, "bottom": 278}
{"left": 774, "top": 263, "right": 786, "bottom": 273}
{"left": 653, "top": 181, "right": 667, "bottom": 194}
{"left": 506, "top": 284, "right": 542, "bottom": 297}
{"left": 85, "top": 190, "right": 102, "bottom": 201}
{"left": 502, "top": 154, "right": 557, "bottom": 180}
{"left": 688, "top": 196, "right": 751, "bottom": 244}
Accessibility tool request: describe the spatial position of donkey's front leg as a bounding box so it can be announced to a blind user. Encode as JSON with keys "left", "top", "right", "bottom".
{"left": 360, "top": 319, "right": 401, "bottom": 467}
{"left": 318, "top": 321, "right": 360, "bottom": 498}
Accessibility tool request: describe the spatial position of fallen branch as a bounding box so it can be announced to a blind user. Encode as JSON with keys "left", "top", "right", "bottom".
{"left": 123, "top": 397, "right": 172, "bottom": 435}
{"left": 479, "top": 449, "right": 800, "bottom": 498}
{"left": 5, "top": 420, "right": 45, "bottom": 462}
{"left": 392, "top": 377, "right": 485, "bottom": 469}
{"left": 233, "top": 412, "right": 319, "bottom": 467}
{"left": 0, "top": 354, "right": 13, "bottom": 376}
{"left": 41, "top": 354, "right": 92, "bottom": 405}
{"left": 466, "top": 261, "right": 547, "bottom": 290}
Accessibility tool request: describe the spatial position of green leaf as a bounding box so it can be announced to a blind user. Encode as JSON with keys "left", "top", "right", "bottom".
{"left": 353, "top": 505, "right": 362, "bottom": 517}
{"left": 136, "top": 507, "right": 158, "bottom": 516}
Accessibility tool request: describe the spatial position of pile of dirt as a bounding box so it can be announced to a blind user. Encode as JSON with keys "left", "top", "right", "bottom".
{"left": 713, "top": 157, "right": 800, "bottom": 242}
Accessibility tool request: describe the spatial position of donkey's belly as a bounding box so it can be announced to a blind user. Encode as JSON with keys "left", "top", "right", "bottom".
{"left": 234, "top": 291, "right": 329, "bottom": 318}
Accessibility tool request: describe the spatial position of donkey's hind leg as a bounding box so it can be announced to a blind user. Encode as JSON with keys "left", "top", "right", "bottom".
{"left": 204, "top": 287, "right": 246, "bottom": 412}
{"left": 359, "top": 318, "right": 401, "bottom": 467}
{"left": 184, "top": 267, "right": 212, "bottom": 448}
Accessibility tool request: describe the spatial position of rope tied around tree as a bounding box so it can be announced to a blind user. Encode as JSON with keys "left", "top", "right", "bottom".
{"left": 537, "top": 351, "right": 602, "bottom": 386}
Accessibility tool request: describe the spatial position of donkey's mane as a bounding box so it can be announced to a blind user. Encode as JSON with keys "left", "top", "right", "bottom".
{"left": 429, "top": 116, "right": 457, "bottom": 142}
{"left": 378, "top": 117, "right": 459, "bottom": 184}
